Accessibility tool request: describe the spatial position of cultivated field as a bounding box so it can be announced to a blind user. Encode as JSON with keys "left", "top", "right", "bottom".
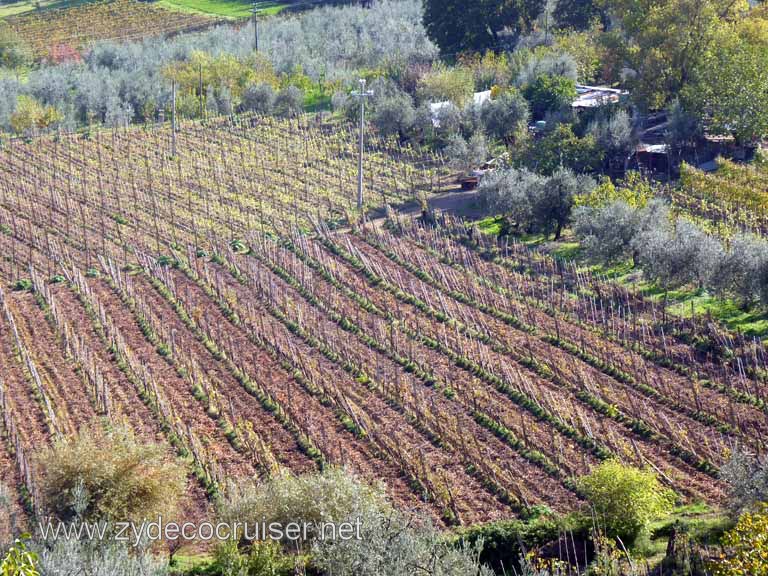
{"left": 0, "top": 114, "right": 760, "bottom": 529}
{"left": 5, "top": 0, "right": 218, "bottom": 58}
{"left": 675, "top": 157, "right": 768, "bottom": 234}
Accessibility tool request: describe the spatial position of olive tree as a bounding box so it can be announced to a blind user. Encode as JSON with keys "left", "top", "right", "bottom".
{"left": 712, "top": 234, "right": 768, "bottom": 307}
{"left": 720, "top": 446, "right": 768, "bottom": 515}
{"left": 372, "top": 93, "right": 416, "bottom": 140}
{"left": 274, "top": 86, "right": 304, "bottom": 118}
{"left": 479, "top": 168, "right": 544, "bottom": 232}
{"left": 573, "top": 200, "right": 643, "bottom": 263}
{"left": 444, "top": 132, "right": 488, "bottom": 176}
{"left": 633, "top": 217, "right": 723, "bottom": 290}
{"left": 480, "top": 167, "right": 593, "bottom": 239}
{"left": 480, "top": 89, "right": 530, "bottom": 143}
{"left": 587, "top": 109, "right": 635, "bottom": 163}
{"left": 240, "top": 82, "right": 276, "bottom": 114}
{"left": 534, "top": 167, "right": 594, "bottom": 239}
{"left": 219, "top": 468, "right": 494, "bottom": 576}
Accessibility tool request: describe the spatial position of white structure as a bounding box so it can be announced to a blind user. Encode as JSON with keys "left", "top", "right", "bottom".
{"left": 429, "top": 90, "right": 493, "bottom": 127}
{"left": 571, "top": 85, "right": 628, "bottom": 110}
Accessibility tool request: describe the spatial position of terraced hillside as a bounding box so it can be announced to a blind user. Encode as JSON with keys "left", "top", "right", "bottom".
{"left": 0, "top": 113, "right": 752, "bottom": 528}
{"left": 5, "top": 0, "right": 218, "bottom": 58}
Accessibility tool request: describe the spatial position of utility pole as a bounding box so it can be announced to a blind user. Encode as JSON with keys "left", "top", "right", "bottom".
{"left": 351, "top": 78, "right": 373, "bottom": 211}
{"left": 171, "top": 80, "right": 177, "bottom": 158}
{"left": 252, "top": 1, "right": 259, "bottom": 52}
{"left": 198, "top": 62, "right": 204, "bottom": 119}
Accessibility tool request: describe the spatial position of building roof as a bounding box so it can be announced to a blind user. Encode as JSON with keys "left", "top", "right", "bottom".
{"left": 572, "top": 85, "right": 628, "bottom": 109}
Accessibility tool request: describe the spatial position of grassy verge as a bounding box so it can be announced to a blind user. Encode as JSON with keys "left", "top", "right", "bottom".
{"left": 638, "top": 503, "right": 732, "bottom": 564}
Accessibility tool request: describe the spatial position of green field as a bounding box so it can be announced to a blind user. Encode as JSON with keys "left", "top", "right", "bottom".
{"left": 0, "top": 0, "right": 297, "bottom": 20}
{"left": 155, "top": 0, "right": 288, "bottom": 19}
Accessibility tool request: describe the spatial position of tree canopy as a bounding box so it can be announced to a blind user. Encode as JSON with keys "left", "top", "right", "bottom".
{"left": 683, "top": 18, "right": 768, "bottom": 145}
{"left": 423, "top": 0, "right": 546, "bottom": 55}
{"left": 608, "top": 0, "right": 749, "bottom": 109}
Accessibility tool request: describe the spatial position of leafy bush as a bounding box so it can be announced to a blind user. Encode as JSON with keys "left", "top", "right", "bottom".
{"left": 313, "top": 507, "right": 493, "bottom": 576}
{"left": 9, "top": 95, "right": 60, "bottom": 135}
{"left": 713, "top": 503, "right": 768, "bottom": 576}
{"left": 417, "top": 64, "right": 475, "bottom": 108}
{"left": 574, "top": 171, "right": 653, "bottom": 209}
{"left": 0, "top": 537, "right": 39, "bottom": 576}
{"left": 33, "top": 537, "right": 166, "bottom": 576}
{"left": 456, "top": 515, "right": 560, "bottom": 574}
{"left": 719, "top": 447, "right": 768, "bottom": 515}
{"left": 577, "top": 461, "right": 675, "bottom": 545}
{"left": 218, "top": 468, "right": 388, "bottom": 545}
{"left": 518, "top": 124, "right": 603, "bottom": 175}
{"left": 36, "top": 425, "right": 185, "bottom": 524}
{"left": 522, "top": 74, "right": 577, "bottom": 120}
{"left": 239, "top": 83, "right": 275, "bottom": 115}
{"left": 274, "top": 86, "right": 304, "bottom": 118}
{"left": 211, "top": 540, "right": 295, "bottom": 576}
{"left": 480, "top": 89, "right": 530, "bottom": 143}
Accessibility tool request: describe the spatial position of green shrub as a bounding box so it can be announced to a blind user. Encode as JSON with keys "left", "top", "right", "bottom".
{"left": 36, "top": 424, "right": 185, "bottom": 524}
{"left": 713, "top": 503, "right": 768, "bottom": 576}
{"left": 34, "top": 537, "right": 166, "bottom": 576}
{"left": 313, "top": 507, "right": 493, "bottom": 576}
{"left": 577, "top": 461, "right": 675, "bottom": 545}
{"left": 456, "top": 515, "right": 560, "bottom": 573}
{"left": 12, "top": 280, "right": 32, "bottom": 292}
{"left": 210, "top": 540, "right": 296, "bottom": 576}
{"left": 218, "top": 467, "right": 389, "bottom": 545}
{"left": 0, "top": 537, "right": 39, "bottom": 576}
{"left": 523, "top": 74, "right": 577, "bottom": 120}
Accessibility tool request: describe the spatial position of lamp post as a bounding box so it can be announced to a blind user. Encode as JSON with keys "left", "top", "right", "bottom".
{"left": 351, "top": 78, "right": 373, "bottom": 211}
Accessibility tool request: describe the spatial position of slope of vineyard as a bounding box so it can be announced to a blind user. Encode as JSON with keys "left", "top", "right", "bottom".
{"left": 6, "top": 0, "right": 218, "bottom": 58}
{"left": 0, "top": 114, "right": 749, "bottom": 528}
{"left": 674, "top": 157, "right": 768, "bottom": 234}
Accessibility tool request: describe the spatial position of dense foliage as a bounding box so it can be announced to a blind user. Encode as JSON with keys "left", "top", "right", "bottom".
{"left": 577, "top": 461, "right": 675, "bottom": 545}
{"left": 36, "top": 425, "right": 185, "bottom": 524}
{"left": 423, "top": 0, "right": 545, "bottom": 54}
{"left": 480, "top": 166, "right": 595, "bottom": 238}
{"left": 0, "top": 0, "right": 436, "bottom": 132}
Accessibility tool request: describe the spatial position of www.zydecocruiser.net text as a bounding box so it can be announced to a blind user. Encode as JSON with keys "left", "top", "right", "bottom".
{"left": 37, "top": 517, "right": 364, "bottom": 547}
